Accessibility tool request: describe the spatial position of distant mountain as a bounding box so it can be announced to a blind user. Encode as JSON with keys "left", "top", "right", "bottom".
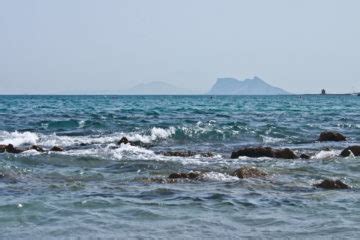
{"left": 124, "top": 81, "right": 192, "bottom": 95}
{"left": 208, "top": 77, "right": 290, "bottom": 95}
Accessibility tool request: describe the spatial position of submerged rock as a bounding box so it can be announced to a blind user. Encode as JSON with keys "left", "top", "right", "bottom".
{"left": 117, "top": 137, "right": 152, "bottom": 148}
{"left": 231, "top": 166, "right": 267, "bottom": 179}
{"left": 340, "top": 146, "right": 360, "bottom": 157}
{"left": 318, "top": 131, "right": 346, "bottom": 142}
{"left": 314, "top": 179, "right": 350, "bottom": 189}
{"left": 117, "top": 137, "right": 129, "bottom": 145}
{"left": 0, "top": 144, "right": 24, "bottom": 154}
{"left": 231, "top": 147, "right": 297, "bottom": 159}
{"left": 163, "top": 151, "right": 194, "bottom": 157}
{"left": 300, "top": 153, "right": 311, "bottom": 159}
{"left": 142, "top": 177, "right": 178, "bottom": 184}
{"left": 0, "top": 145, "right": 6, "bottom": 153}
{"left": 168, "top": 172, "right": 201, "bottom": 180}
{"left": 163, "top": 151, "right": 214, "bottom": 158}
{"left": 30, "top": 145, "right": 45, "bottom": 152}
{"left": 50, "top": 146, "right": 64, "bottom": 152}
{"left": 274, "top": 148, "right": 298, "bottom": 159}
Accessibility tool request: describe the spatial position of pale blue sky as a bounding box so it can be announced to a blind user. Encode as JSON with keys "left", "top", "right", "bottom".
{"left": 0, "top": 0, "right": 359, "bottom": 94}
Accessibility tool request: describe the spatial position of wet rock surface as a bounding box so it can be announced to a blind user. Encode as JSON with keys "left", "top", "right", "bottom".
{"left": 1, "top": 144, "right": 24, "bottom": 154}
{"left": 340, "top": 146, "right": 360, "bottom": 157}
{"left": 314, "top": 179, "right": 350, "bottom": 189}
{"left": 162, "top": 151, "right": 214, "bottom": 158}
{"left": 0, "top": 144, "right": 6, "bottom": 153}
{"left": 50, "top": 146, "right": 64, "bottom": 152}
{"left": 300, "top": 154, "right": 311, "bottom": 159}
{"left": 117, "top": 137, "right": 152, "bottom": 148}
{"left": 168, "top": 172, "right": 202, "bottom": 180}
{"left": 231, "top": 166, "right": 267, "bottom": 179}
{"left": 30, "top": 145, "right": 45, "bottom": 152}
{"left": 231, "top": 147, "right": 297, "bottom": 159}
{"left": 117, "top": 137, "right": 130, "bottom": 145}
{"left": 318, "top": 131, "right": 346, "bottom": 142}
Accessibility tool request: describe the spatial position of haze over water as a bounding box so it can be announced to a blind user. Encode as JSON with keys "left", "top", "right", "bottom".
{"left": 1, "top": 95, "right": 360, "bottom": 239}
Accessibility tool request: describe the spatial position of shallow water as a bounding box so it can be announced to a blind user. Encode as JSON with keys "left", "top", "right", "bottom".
{"left": 1, "top": 95, "right": 360, "bottom": 239}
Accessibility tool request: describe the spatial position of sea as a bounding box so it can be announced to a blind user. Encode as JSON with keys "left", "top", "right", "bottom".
{"left": 1, "top": 95, "right": 360, "bottom": 239}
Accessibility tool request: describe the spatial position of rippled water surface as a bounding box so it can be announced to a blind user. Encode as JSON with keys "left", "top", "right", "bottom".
{"left": 1, "top": 95, "right": 360, "bottom": 239}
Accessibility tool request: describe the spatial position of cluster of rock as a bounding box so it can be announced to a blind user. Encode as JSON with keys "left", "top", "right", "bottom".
{"left": 168, "top": 166, "right": 268, "bottom": 180}
{"left": 0, "top": 144, "right": 63, "bottom": 154}
{"left": 166, "top": 166, "right": 350, "bottom": 189}
{"left": 0, "top": 132, "right": 356, "bottom": 190}
{"left": 163, "top": 151, "right": 214, "bottom": 158}
{"left": 230, "top": 131, "right": 360, "bottom": 160}
{"left": 231, "top": 147, "right": 297, "bottom": 159}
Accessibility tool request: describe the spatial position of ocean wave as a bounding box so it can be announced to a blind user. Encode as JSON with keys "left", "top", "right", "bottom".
{"left": 61, "top": 143, "right": 157, "bottom": 161}
{"left": 0, "top": 131, "right": 39, "bottom": 146}
{"left": 261, "top": 135, "right": 284, "bottom": 144}
{"left": 127, "top": 127, "right": 175, "bottom": 143}
{"left": 311, "top": 150, "right": 341, "bottom": 159}
{"left": 0, "top": 127, "right": 176, "bottom": 148}
{"left": 201, "top": 172, "right": 239, "bottom": 182}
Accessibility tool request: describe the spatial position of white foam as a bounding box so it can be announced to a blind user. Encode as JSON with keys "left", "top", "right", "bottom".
{"left": 21, "top": 149, "right": 42, "bottom": 156}
{"left": 127, "top": 127, "right": 175, "bottom": 143}
{"left": 37, "top": 133, "right": 120, "bottom": 147}
{"left": 201, "top": 172, "right": 238, "bottom": 182}
{"left": 261, "top": 135, "right": 284, "bottom": 144}
{"left": 0, "top": 131, "right": 39, "bottom": 146}
{"left": 0, "top": 126, "right": 175, "bottom": 150}
{"left": 112, "top": 143, "right": 156, "bottom": 160}
{"left": 58, "top": 143, "right": 156, "bottom": 161}
{"left": 79, "top": 120, "right": 86, "bottom": 128}
{"left": 311, "top": 150, "right": 340, "bottom": 159}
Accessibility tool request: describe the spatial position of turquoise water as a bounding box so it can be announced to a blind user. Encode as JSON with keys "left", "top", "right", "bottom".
{"left": 1, "top": 95, "right": 360, "bottom": 239}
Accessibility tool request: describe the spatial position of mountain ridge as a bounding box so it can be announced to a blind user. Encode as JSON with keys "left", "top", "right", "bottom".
{"left": 208, "top": 77, "right": 290, "bottom": 95}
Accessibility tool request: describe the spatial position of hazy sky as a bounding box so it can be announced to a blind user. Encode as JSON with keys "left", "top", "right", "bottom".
{"left": 1, "top": 0, "right": 359, "bottom": 94}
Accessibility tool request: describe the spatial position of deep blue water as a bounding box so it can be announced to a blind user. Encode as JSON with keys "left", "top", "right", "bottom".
{"left": 1, "top": 95, "right": 360, "bottom": 239}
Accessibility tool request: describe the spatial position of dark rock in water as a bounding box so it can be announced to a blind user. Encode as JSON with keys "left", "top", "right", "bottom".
{"left": 117, "top": 137, "right": 129, "bottom": 145}
{"left": 231, "top": 147, "right": 273, "bottom": 158}
{"left": 117, "top": 137, "right": 152, "bottom": 148}
{"left": 163, "top": 151, "right": 194, "bottom": 157}
{"left": 340, "top": 146, "right": 360, "bottom": 157}
{"left": 274, "top": 148, "right": 298, "bottom": 159}
{"left": 318, "top": 131, "right": 346, "bottom": 142}
{"left": 142, "top": 177, "right": 178, "bottom": 184}
{"left": 300, "top": 154, "right": 311, "bottom": 159}
{"left": 314, "top": 179, "right": 350, "bottom": 189}
{"left": 0, "top": 172, "right": 18, "bottom": 184}
{"left": 199, "top": 152, "right": 215, "bottom": 157}
{"left": 0, "top": 144, "right": 6, "bottom": 153}
{"left": 231, "top": 147, "right": 297, "bottom": 159}
{"left": 50, "top": 146, "right": 64, "bottom": 152}
{"left": 231, "top": 166, "right": 267, "bottom": 179}
{"left": 163, "top": 151, "right": 214, "bottom": 158}
{"left": 30, "top": 145, "right": 45, "bottom": 152}
{"left": 168, "top": 172, "right": 201, "bottom": 180}
{"left": 4, "top": 144, "right": 23, "bottom": 154}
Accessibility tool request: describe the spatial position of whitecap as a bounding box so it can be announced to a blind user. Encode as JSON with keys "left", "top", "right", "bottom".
{"left": 0, "top": 131, "right": 39, "bottom": 146}
{"left": 79, "top": 120, "right": 86, "bottom": 128}
{"left": 201, "top": 172, "right": 238, "bottom": 182}
{"left": 127, "top": 127, "right": 175, "bottom": 143}
{"left": 261, "top": 135, "right": 284, "bottom": 144}
{"left": 311, "top": 150, "right": 340, "bottom": 159}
